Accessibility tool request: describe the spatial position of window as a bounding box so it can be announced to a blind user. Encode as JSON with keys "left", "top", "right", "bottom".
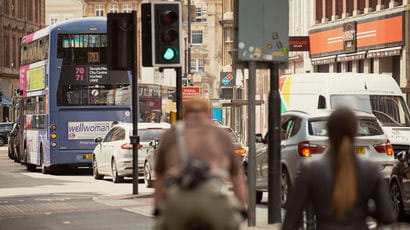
{"left": 111, "top": 128, "right": 126, "bottom": 141}
{"left": 358, "top": 60, "right": 364, "bottom": 73}
{"left": 50, "top": 15, "right": 58, "bottom": 25}
{"left": 109, "top": 5, "right": 119, "bottom": 13}
{"left": 23, "top": 96, "right": 47, "bottom": 130}
{"left": 4, "top": 36, "right": 9, "bottom": 67}
{"left": 347, "top": 61, "right": 353, "bottom": 72}
{"left": 56, "top": 34, "right": 131, "bottom": 107}
{"left": 21, "top": 36, "right": 49, "bottom": 66}
{"left": 330, "top": 95, "right": 410, "bottom": 127}
{"left": 192, "top": 30, "right": 203, "bottom": 44}
{"left": 123, "top": 5, "right": 132, "bottom": 13}
{"left": 103, "top": 128, "right": 116, "bottom": 142}
{"left": 221, "top": 88, "right": 233, "bottom": 99}
{"left": 140, "top": 129, "right": 166, "bottom": 142}
{"left": 309, "top": 118, "right": 384, "bottom": 136}
{"left": 95, "top": 5, "right": 104, "bottom": 16}
{"left": 195, "top": 8, "right": 206, "bottom": 22}
{"left": 190, "top": 58, "right": 205, "bottom": 73}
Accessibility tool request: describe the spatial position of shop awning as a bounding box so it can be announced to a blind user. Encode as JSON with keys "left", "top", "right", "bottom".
{"left": 1, "top": 95, "right": 12, "bottom": 107}
{"left": 311, "top": 55, "right": 336, "bottom": 65}
{"left": 336, "top": 51, "right": 366, "bottom": 62}
{"left": 367, "top": 46, "right": 402, "bottom": 58}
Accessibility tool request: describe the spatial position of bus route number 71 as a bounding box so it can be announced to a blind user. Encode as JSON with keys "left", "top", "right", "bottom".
{"left": 75, "top": 67, "right": 85, "bottom": 81}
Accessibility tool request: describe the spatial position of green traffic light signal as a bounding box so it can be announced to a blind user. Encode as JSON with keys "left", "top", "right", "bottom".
{"left": 163, "top": 48, "right": 178, "bottom": 61}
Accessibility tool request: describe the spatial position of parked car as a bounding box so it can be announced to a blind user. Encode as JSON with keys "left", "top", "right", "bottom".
{"left": 8, "top": 122, "right": 21, "bottom": 162}
{"left": 245, "top": 110, "right": 394, "bottom": 205}
{"left": 0, "top": 122, "right": 14, "bottom": 148}
{"left": 390, "top": 150, "right": 410, "bottom": 219}
{"left": 92, "top": 122, "right": 170, "bottom": 183}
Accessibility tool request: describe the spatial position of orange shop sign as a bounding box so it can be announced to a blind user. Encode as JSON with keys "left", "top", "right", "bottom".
{"left": 309, "top": 13, "right": 403, "bottom": 57}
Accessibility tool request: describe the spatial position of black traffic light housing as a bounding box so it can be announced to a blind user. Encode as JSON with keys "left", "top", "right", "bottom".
{"left": 107, "top": 12, "right": 136, "bottom": 71}
{"left": 142, "top": 2, "right": 182, "bottom": 67}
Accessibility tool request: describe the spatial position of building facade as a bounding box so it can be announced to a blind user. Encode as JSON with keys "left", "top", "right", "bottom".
{"left": 183, "top": 0, "right": 223, "bottom": 99}
{"left": 82, "top": 0, "right": 137, "bottom": 17}
{"left": 45, "top": 0, "right": 84, "bottom": 26}
{"left": 309, "top": 0, "right": 410, "bottom": 100}
{"left": 285, "top": 0, "right": 314, "bottom": 74}
{"left": 0, "top": 0, "right": 45, "bottom": 121}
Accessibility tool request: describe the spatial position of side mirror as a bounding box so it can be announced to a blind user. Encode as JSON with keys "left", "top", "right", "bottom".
{"left": 256, "top": 134, "right": 264, "bottom": 143}
{"left": 94, "top": 137, "right": 103, "bottom": 143}
{"left": 397, "top": 151, "right": 408, "bottom": 162}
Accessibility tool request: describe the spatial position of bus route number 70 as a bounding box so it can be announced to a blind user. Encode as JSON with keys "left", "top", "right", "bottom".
{"left": 75, "top": 67, "right": 85, "bottom": 81}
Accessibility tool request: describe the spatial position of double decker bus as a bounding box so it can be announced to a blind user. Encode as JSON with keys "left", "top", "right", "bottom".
{"left": 19, "top": 18, "right": 131, "bottom": 173}
{"left": 139, "top": 84, "right": 162, "bottom": 122}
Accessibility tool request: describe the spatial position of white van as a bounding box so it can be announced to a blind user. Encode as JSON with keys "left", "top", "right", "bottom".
{"left": 279, "top": 73, "right": 410, "bottom": 154}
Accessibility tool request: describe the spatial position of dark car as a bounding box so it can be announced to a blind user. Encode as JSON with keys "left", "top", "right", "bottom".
{"left": 0, "top": 122, "right": 14, "bottom": 147}
{"left": 8, "top": 122, "right": 21, "bottom": 162}
{"left": 390, "top": 150, "right": 410, "bottom": 219}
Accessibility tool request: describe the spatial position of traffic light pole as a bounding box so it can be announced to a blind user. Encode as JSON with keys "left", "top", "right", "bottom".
{"left": 268, "top": 63, "right": 281, "bottom": 224}
{"left": 130, "top": 11, "right": 139, "bottom": 195}
{"left": 176, "top": 67, "right": 183, "bottom": 120}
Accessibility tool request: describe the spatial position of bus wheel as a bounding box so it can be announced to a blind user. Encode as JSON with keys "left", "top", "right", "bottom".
{"left": 93, "top": 157, "right": 104, "bottom": 180}
{"left": 111, "top": 158, "right": 124, "bottom": 183}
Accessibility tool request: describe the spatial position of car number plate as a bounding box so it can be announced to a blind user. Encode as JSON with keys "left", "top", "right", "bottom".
{"left": 355, "top": 147, "right": 365, "bottom": 154}
{"left": 84, "top": 154, "right": 93, "bottom": 159}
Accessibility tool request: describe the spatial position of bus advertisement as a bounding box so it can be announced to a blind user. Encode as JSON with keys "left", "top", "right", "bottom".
{"left": 19, "top": 18, "right": 132, "bottom": 173}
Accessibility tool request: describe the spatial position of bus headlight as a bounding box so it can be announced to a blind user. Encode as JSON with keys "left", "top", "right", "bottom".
{"left": 51, "top": 134, "right": 57, "bottom": 139}
{"left": 51, "top": 142, "right": 57, "bottom": 147}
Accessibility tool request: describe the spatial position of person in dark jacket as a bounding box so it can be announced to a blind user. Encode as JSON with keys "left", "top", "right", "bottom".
{"left": 283, "top": 107, "right": 395, "bottom": 229}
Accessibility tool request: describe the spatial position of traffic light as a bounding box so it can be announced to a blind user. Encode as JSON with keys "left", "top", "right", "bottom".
{"left": 107, "top": 12, "right": 136, "bottom": 71}
{"left": 151, "top": 2, "right": 182, "bottom": 67}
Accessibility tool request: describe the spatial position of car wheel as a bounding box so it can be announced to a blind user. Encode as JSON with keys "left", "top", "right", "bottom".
{"left": 111, "top": 158, "right": 124, "bottom": 183}
{"left": 391, "top": 181, "right": 404, "bottom": 220}
{"left": 281, "top": 169, "right": 292, "bottom": 208}
{"left": 256, "top": 191, "right": 263, "bottom": 204}
{"left": 144, "top": 162, "right": 153, "bottom": 188}
{"left": 0, "top": 137, "right": 5, "bottom": 146}
{"left": 93, "top": 157, "right": 104, "bottom": 180}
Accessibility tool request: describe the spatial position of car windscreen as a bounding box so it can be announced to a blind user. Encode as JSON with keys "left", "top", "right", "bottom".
{"left": 330, "top": 94, "right": 410, "bottom": 127}
{"left": 139, "top": 129, "right": 166, "bottom": 142}
{"left": 309, "top": 118, "right": 384, "bottom": 136}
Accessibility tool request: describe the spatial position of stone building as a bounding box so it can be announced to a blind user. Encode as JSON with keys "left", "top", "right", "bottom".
{"left": 0, "top": 0, "right": 45, "bottom": 121}
{"left": 82, "top": 0, "right": 138, "bottom": 17}
{"left": 309, "top": 0, "right": 410, "bottom": 100}
{"left": 45, "top": 0, "right": 84, "bottom": 26}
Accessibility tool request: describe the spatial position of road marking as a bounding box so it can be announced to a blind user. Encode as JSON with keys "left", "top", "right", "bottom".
{"left": 63, "top": 221, "right": 71, "bottom": 224}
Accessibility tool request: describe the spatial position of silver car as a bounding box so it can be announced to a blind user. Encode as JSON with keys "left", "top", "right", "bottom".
{"left": 92, "top": 122, "right": 170, "bottom": 183}
{"left": 252, "top": 110, "right": 394, "bottom": 205}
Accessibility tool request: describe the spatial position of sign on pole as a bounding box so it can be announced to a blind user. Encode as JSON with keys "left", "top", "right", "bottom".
{"left": 182, "top": 87, "right": 200, "bottom": 101}
{"left": 220, "top": 72, "right": 236, "bottom": 87}
{"left": 236, "top": 0, "right": 289, "bottom": 63}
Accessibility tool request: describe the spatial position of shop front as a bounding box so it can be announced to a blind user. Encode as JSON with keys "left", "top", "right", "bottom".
{"left": 309, "top": 9, "right": 409, "bottom": 99}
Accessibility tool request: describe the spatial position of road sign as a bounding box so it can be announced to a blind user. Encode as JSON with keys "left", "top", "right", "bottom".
{"left": 236, "top": 0, "right": 289, "bottom": 63}
{"left": 182, "top": 87, "right": 200, "bottom": 101}
{"left": 220, "top": 72, "right": 236, "bottom": 87}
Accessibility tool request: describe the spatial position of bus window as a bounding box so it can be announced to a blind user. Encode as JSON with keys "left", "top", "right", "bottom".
{"left": 56, "top": 34, "right": 130, "bottom": 106}
{"left": 23, "top": 96, "right": 47, "bottom": 130}
{"left": 21, "top": 36, "right": 49, "bottom": 66}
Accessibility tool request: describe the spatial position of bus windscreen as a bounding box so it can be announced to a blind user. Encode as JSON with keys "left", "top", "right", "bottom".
{"left": 56, "top": 34, "right": 131, "bottom": 106}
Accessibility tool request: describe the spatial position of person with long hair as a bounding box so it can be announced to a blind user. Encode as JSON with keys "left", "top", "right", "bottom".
{"left": 283, "top": 107, "right": 395, "bottom": 229}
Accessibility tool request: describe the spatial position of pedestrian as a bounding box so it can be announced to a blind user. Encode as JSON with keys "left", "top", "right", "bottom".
{"left": 283, "top": 107, "right": 395, "bottom": 229}
{"left": 153, "top": 98, "right": 248, "bottom": 230}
